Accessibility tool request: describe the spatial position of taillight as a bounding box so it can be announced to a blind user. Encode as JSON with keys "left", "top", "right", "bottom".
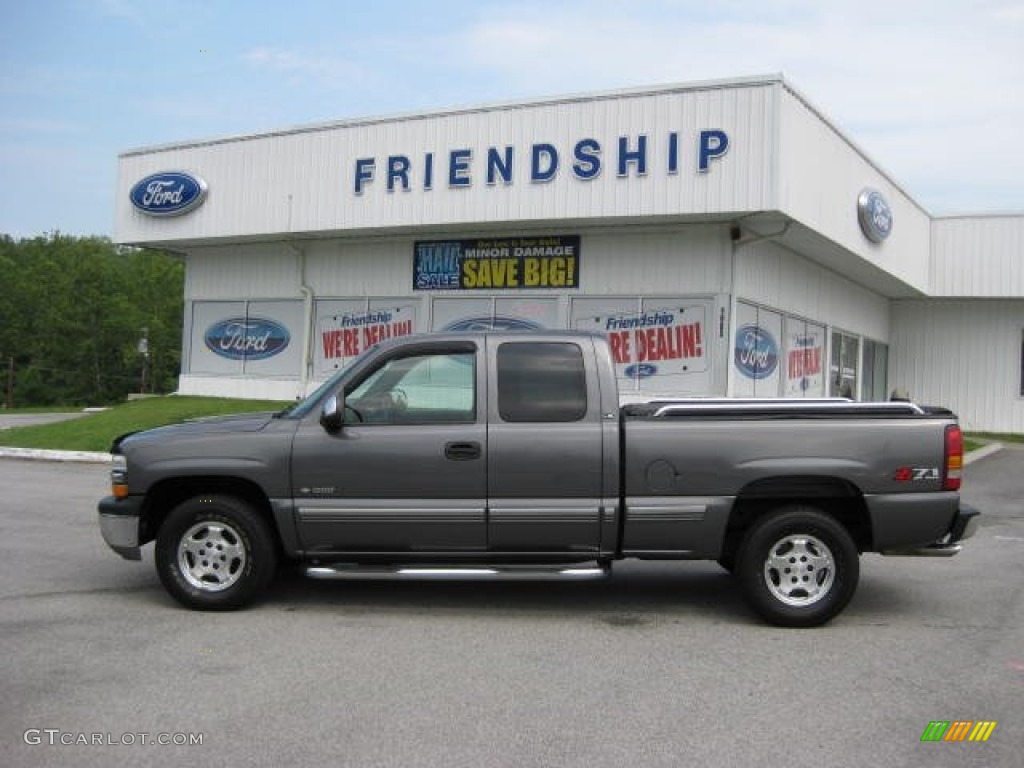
{"left": 944, "top": 424, "right": 963, "bottom": 491}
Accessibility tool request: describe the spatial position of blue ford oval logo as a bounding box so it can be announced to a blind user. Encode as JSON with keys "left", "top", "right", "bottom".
{"left": 441, "top": 315, "right": 543, "bottom": 332}
{"left": 624, "top": 363, "right": 658, "bottom": 379}
{"left": 857, "top": 188, "right": 893, "bottom": 243}
{"left": 130, "top": 171, "right": 208, "bottom": 217}
{"left": 734, "top": 324, "right": 778, "bottom": 380}
{"left": 205, "top": 317, "right": 290, "bottom": 360}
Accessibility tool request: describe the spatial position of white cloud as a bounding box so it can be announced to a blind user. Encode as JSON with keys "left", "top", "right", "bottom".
{"left": 93, "top": 0, "right": 146, "bottom": 26}
{"left": 0, "top": 118, "right": 82, "bottom": 134}
{"left": 243, "top": 47, "right": 376, "bottom": 89}
{"left": 445, "top": 1, "right": 1024, "bottom": 213}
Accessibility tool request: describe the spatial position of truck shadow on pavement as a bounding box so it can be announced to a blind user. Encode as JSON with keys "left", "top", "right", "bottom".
{"left": 264, "top": 562, "right": 754, "bottom": 626}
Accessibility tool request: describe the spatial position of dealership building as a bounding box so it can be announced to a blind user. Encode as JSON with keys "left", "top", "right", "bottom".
{"left": 114, "top": 74, "right": 1024, "bottom": 433}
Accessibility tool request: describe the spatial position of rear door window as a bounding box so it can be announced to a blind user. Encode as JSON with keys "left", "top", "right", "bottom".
{"left": 496, "top": 342, "right": 587, "bottom": 422}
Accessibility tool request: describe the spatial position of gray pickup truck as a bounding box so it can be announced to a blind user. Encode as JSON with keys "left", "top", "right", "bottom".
{"left": 98, "top": 331, "right": 978, "bottom": 626}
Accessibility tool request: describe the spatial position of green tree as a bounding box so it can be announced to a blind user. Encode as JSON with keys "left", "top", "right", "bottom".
{"left": 0, "top": 233, "right": 184, "bottom": 406}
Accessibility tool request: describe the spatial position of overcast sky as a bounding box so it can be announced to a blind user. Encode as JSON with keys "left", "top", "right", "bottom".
{"left": 1, "top": 0, "right": 1022, "bottom": 239}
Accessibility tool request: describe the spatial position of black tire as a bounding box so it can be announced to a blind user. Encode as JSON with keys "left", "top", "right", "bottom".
{"left": 155, "top": 495, "right": 278, "bottom": 610}
{"left": 735, "top": 506, "right": 859, "bottom": 628}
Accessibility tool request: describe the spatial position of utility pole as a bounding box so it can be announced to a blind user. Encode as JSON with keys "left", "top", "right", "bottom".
{"left": 138, "top": 328, "right": 149, "bottom": 394}
{"left": 5, "top": 356, "right": 13, "bottom": 409}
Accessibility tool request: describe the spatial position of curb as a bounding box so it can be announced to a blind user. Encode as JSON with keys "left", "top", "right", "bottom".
{"left": 0, "top": 447, "right": 112, "bottom": 464}
{"left": 964, "top": 442, "right": 1003, "bottom": 465}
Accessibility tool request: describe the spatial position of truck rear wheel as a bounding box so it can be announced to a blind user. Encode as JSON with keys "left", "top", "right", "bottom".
{"left": 155, "top": 495, "right": 277, "bottom": 610}
{"left": 736, "top": 506, "right": 859, "bottom": 627}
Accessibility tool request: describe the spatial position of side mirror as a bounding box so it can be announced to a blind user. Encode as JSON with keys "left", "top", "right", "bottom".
{"left": 319, "top": 393, "right": 344, "bottom": 432}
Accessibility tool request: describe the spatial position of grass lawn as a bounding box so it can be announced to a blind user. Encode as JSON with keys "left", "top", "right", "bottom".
{"left": 0, "top": 396, "right": 291, "bottom": 453}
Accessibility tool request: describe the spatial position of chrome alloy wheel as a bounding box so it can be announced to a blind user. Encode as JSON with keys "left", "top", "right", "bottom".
{"left": 177, "top": 521, "right": 247, "bottom": 592}
{"left": 763, "top": 533, "right": 835, "bottom": 607}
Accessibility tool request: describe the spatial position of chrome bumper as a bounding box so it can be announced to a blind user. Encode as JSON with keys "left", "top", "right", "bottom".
{"left": 881, "top": 504, "right": 980, "bottom": 557}
{"left": 98, "top": 495, "right": 143, "bottom": 561}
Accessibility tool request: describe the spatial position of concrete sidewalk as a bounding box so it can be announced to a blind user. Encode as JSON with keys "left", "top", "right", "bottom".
{"left": 0, "top": 412, "right": 86, "bottom": 430}
{"left": 0, "top": 411, "right": 108, "bottom": 462}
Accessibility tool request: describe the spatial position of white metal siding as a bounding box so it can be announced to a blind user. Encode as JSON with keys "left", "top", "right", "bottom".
{"left": 891, "top": 300, "right": 1024, "bottom": 432}
{"left": 735, "top": 239, "right": 890, "bottom": 341}
{"left": 185, "top": 225, "right": 731, "bottom": 302}
{"left": 185, "top": 244, "right": 301, "bottom": 300}
{"left": 777, "top": 87, "right": 931, "bottom": 293}
{"left": 116, "top": 81, "right": 776, "bottom": 245}
{"left": 576, "top": 226, "right": 730, "bottom": 294}
{"left": 930, "top": 215, "right": 1024, "bottom": 297}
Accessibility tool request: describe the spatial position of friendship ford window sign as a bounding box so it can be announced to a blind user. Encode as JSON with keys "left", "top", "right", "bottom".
{"left": 577, "top": 307, "right": 708, "bottom": 381}
{"left": 130, "top": 171, "right": 208, "bottom": 217}
{"left": 857, "top": 188, "right": 893, "bottom": 243}
{"left": 205, "top": 317, "right": 290, "bottom": 360}
{"left": 413, "top": 236, "right": 580, "bottom": 290}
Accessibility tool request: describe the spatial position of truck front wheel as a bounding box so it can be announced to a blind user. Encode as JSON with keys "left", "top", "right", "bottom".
{"left": 155, "top": 495, "right": 277, "bottom": 610}
{"left": 736, "top": 506, "right": 859, "bottom": 627}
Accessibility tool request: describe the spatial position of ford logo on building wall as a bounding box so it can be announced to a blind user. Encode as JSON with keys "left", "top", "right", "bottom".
{"left": 205, "top": 318, "right": 290, "bottom": 361}
{"left": 857, "top": 188, "right": 893, "bottom": 243}
{"left": 441, "top": 316, "right": 543, "bottom": 332}
{"left": 130, "top": 171, "right": 208, "bottom": 217}
{"left": 734, "top": 324, "right": 779, "bottom": 380}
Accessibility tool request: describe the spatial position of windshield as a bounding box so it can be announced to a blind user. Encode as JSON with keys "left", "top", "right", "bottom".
{"left": 276, "top": 345, "right": 378, "bottom": 419}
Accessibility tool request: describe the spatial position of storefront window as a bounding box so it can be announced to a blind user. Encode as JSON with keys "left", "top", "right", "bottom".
{"left": 862, "top": 339, "right": 889, "bottom": 402}
{"left": 829, "top": 331, "right": 860, "bottom": 399}
{"left": 431, "top": 296, "right": 559, "bottom": 332}
{"left": 188, "top": 300, "right": 303, "bottom": 377}
{"left": 783, "top": 316, "right": 826, "bottom": 398}
{"left": 314, "top": 298, "right": 420, "bottom": 377}
{"left": 733, "top": 302, "right": 783, "bottom": 398}
{"left": 571, "top": 296, "right": 714, "bottom": 395}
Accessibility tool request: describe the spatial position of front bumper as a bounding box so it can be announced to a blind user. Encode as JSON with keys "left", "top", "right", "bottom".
{"left": 881, "top": 503, "right": 980, "bottom": 557}
{"left": 98, "top": 495, "right": 144, "bottom": 561}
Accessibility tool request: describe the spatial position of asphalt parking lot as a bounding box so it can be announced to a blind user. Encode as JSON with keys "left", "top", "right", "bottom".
{"left": 1, "top": 449, "right": 1021, "bottom": 767}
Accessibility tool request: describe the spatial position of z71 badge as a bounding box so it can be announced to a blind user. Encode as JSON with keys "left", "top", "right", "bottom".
{"left": 894, "top": 467, "right": 940, "bottom": 482}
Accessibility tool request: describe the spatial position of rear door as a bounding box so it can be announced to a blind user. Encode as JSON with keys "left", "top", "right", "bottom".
{"left": 485, "top": 338, "right": 604, "bottom": 553}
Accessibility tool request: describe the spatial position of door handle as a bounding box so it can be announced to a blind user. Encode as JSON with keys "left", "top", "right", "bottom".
{"left": 445, "top": 441, "right": 482, "bottom": 461}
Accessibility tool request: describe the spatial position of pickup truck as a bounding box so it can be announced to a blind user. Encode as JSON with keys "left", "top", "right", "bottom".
{"left": 98, "top": 331, "right": 979, "bottom": 627}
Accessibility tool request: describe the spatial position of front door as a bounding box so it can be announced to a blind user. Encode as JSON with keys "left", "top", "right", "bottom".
{"left": 291, "top": 341, "right": 486, "bottom": 554}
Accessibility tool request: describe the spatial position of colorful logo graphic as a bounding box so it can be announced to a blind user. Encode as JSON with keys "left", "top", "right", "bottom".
{"left": 857, "top": 187, "right": 893, "bottom": 243}
{"left": 130, "top": 171, "right": 208, "bottom": 217}
{"left": 205, "top": 317, "right": 290, "bottom": 361}
{"left": 734, "top": 324, "right": 779, "bottom": 380}
{"left": 920, "top": 720, "right": 997, "bottom": 742}
{"left": 441, "top": 316, "right": 543, "bottom": 332}
{"left": 624, "top": 363, "right": 658, "bottom": 379}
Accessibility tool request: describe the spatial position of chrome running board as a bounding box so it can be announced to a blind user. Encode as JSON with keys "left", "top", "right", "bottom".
{"left": 306, "top": 563, "right": 611, "bottom": 581}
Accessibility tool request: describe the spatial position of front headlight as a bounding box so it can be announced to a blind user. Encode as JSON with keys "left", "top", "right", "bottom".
{"left": 111, "top": 454, "right": 128, "bottom": 498}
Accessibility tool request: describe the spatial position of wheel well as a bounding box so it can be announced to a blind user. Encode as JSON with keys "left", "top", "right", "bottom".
{"left": 720, "top": 476, "right": 873, "bottom": 559}
{"left": 139, "top": 477, "right": 278, "bottom": 550}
